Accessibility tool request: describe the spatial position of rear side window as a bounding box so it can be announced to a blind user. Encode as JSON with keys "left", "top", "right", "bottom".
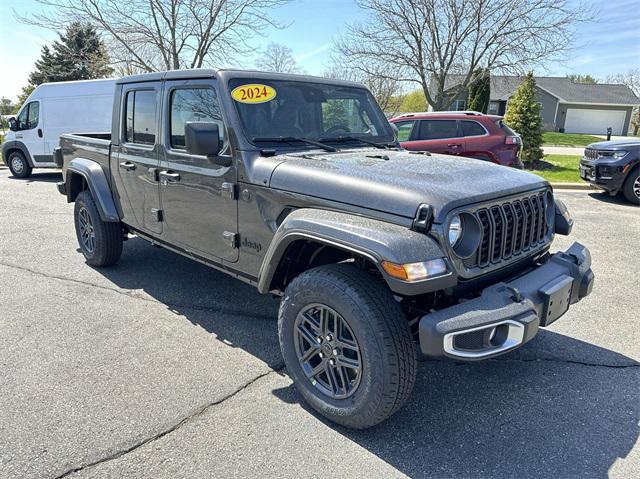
{"left": 461, "top": 121, "right": 487, "bottom": 137}
{"left": 124, "top": 90, "right": 157, "bottom": 145}
{"left": 393, "top": 120, "right": 415, "bottom": 141}
{"left": 496, "top": 120, "right": 517, "bottom": 136}
{"left": 170, "top": 88, "right": 224, "bottom": 149}
{"left": 416, "top": 120, "right": 460, "bottom": 140}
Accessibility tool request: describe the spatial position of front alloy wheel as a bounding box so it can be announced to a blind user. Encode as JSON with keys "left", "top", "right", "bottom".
{"left": 294, "top": 303, "right": 362, "bottom": 399}
{"left": 77, "top": 206, "right": 96, "bottom": 254}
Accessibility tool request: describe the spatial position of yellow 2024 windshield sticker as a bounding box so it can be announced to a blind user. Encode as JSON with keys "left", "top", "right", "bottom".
{"left": 231, "top": 84, "right": 276, "bottom": 104}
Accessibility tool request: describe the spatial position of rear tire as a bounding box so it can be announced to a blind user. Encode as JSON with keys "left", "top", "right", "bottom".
{"left": 7, "top": 151, "right": 32, "bottom": 178}
{"left": 622, "top": 167, "right": 640, "bottom": 205}
{"left": 278, "top": 264, "right": 416, "bottom": 429}
{"left": 74, "top": 190, "right": 123, "bottom": 266}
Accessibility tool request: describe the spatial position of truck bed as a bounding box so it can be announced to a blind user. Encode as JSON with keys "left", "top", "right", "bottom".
{"left": 59, "top": 133, "right": 112, "bottom": 172}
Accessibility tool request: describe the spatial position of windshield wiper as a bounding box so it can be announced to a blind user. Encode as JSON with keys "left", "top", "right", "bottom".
{"left": 252, "top": 136, "right": 338, "bottom": 152}
{"left": 319, "top": 135, "right": 393, "bottom": 150}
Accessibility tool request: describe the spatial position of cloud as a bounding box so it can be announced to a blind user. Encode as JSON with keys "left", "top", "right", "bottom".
{"left": 294, "top": 43, "right": 331, "bottom": 63}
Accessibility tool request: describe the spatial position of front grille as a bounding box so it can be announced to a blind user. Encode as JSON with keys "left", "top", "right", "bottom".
{"left": 472, "top": 191, "right": 550, "bottom": 268}
{"left": 584, "top": 148, "right": 598, "bottom": 160}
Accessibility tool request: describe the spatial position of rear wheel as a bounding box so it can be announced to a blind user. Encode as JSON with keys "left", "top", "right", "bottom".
{"left": 74, "top": 190, "right": 123, "bottom": 266}
{"left": 622, "top": 167, "right": 640, "bottom": 205}
{"left": 8, "top": 151, "right": 32, "bottom": 178}
{"left": 278, "top": 264, "right": 416, "bottom": 429}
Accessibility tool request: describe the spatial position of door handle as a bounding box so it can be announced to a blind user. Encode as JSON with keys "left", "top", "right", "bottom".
{"left": 159, "top": 171, "right": 181, "bottom": 183}
{"left": 37, "top": 128, "right": 43, "bottom": 138}
{"left": 119, "top": 161, "right": 136, "bottom": 171}
{"left": 447, "top": 143, "right": 461, "bottom": 148}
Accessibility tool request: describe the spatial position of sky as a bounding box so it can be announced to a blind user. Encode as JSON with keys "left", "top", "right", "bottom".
{"left": 1, "top": 0, "right": 639, "bottom": 102}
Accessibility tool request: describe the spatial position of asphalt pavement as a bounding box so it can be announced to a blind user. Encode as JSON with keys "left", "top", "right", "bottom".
{"left": 0, "top": 167, "right": 638, "bottom": 479}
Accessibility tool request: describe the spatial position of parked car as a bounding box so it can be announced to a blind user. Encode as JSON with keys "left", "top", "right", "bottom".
{"left": 580, "top": 140, "right": 640, "bottom": 205}
{"left": 390, "top": 111, "right": 523, "bottom": 168}
{"left": 1, "top": 78, "right": 115, "bottom": 178}
{"left": 56, "top": 69, "right": 593, "bottom": 429}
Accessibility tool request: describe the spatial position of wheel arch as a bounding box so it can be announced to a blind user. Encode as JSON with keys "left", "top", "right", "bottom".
{"left": 2, "top": 140, "right": 34, "bottom": 167}
{"left": 65, "top": 158, "right": 120, "bottom": 222}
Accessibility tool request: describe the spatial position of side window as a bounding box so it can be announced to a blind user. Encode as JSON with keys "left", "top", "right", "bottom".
{"left": 170, "top": 88, "right": 224, "bottom": 150}
{"left": 416, "top": 120, "right": 460, "bottom": 140}
{"left": 393, "top": 120, "right": 415, "bottom": 141}
{"left": 16, "top": 102, "right": 39, "bottom": 130}
{"left": 461, "top": 121, "right": 487, "bottom": 137}
{"left": 124, "top": 90, "right": 156, "bottom": 145}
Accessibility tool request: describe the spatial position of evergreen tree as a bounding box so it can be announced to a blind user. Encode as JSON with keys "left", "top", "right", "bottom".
{"left": 467, "top": 68, "right": 490, "bottom": 113}
{"left": 504, "top": 72, "right": 543, "bottom": 164}
{"left": 28, "top": 22, "right": 112, "bottom": 86}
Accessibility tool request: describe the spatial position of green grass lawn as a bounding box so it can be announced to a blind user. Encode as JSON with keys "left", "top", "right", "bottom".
{"left": 528, "top": 154, "right": 582, "bottom": 183}
{"left": 543, "top": 131, "right": 603, "bottom": 147}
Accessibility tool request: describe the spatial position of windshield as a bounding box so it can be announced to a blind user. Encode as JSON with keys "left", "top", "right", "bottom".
{"left": 229, "top": 78, "right": 395, "bottom": 148}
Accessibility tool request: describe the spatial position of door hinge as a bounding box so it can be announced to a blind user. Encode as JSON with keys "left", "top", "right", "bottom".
{"left": 223, "top": 231, "right": 238, "bottom": 249}
{"left": 151, "top": 208, "right": 164, "bottom": 222}
{"left": 221, "top": 182, "right": 237, "bottom": 200}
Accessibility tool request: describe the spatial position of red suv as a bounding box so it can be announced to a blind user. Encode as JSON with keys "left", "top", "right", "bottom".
{"left": 389, "top": 111, "right": 523, "bottom": 168}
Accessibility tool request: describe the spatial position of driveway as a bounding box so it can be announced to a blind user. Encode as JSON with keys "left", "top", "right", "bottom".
{"left": 0, "top": 168, "right": 638, "bottom": 479}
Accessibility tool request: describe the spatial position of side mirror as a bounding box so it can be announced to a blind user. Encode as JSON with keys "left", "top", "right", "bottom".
{"left": 185, "top": 121, "right": 230, "bottom": 167}
{"left": 8, "top": 117, "right": 17, "bottom": 131}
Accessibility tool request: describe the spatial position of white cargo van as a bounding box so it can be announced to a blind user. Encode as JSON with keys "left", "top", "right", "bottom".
{"left": 2, "top": 78, "right": 115, "bottom": 178}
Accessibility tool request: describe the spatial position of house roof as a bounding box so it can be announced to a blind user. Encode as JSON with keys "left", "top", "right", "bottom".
{"left": 443, "top": 75, "right": 639, "bottom": 105}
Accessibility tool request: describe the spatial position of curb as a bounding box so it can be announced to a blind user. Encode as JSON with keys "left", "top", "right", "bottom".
{"left": 550, "top": 182, "right": 597, "bottom": 190}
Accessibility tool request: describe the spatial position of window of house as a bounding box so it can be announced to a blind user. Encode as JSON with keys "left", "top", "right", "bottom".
{"left": 170, "top": 88, "right": 224, "bottom": 150}
{"left": 393, "top": 120, "right": 415, "bottom": 141}
{"left": 461, "top": 121, "right": 487, "bottom": 137}
{"left": 124, "top": 90, "right": 157, "bottom": 145}
{"left": 15, "top": 101, "right": 39, "bottom": 130}
{"left": 416, "top": 120, "right": 460, "bottom": 140}
{"left": 488, "top": 101, "right": 499, "bottom": 115}
{"left": 453, "top": 99, "right": 466, "bottom": 111}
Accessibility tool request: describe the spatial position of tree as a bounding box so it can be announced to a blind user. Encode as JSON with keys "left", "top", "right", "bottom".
{"left": 607, "top": 69, "right": 640, "bottom": 136}
{"left": 399, "top": 90, "right": 427, "bottom": 112}
{"left": 336, "top": 0, "right": 588, "bottom": 111}
{"left": 17, "top": 85, "right": 36, "bottom": 108}
{"left": 28, "top": 22, "right": 113, "bottom": 86}
{"left": 566, "top": 74, "right": 598, "bottom": 84}
{"left": 504, "top": 72, "right": 543, "bottom": 165}
{"left": 257, "top": 43, "right": 300, "bottom": 73}
{"left": 0, "top": 98, "right": 15, "bottom": 116}
{"left": 21, "top": 0, "right": 290, "bottom": 72}
{"left": 467, "top": 68, "right": 490, "bottom": 113}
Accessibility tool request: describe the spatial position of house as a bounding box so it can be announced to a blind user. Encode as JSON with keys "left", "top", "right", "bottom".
{"left": 437, "top": 75, "right": 639, "bottom": 135}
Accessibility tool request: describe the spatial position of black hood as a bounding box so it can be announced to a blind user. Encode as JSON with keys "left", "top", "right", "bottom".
{"left": 269, "top": 149, "right": 548, "bottom": 222}
{"left": 587, "top": 140, "right": 640, "bottom": 150}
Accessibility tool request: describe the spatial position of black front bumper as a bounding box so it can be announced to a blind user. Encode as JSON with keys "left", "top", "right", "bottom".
{"left": 419, "top": 242, "right": 594, "bottom": 360}
{"left": 579, "top": 159, "right": 627, "bottom": 193}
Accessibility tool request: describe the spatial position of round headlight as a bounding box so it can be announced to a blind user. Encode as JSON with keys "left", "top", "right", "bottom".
{"left": 448, "top": 215, "right": 462, "bottom": 247}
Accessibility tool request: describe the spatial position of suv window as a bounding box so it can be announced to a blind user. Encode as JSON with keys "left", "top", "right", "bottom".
{"left": 16, "top": 101, "right": 39, "bottom": 130}
{"left": 496, "top": 120, "right": 517, "bottom": 136}
{"left": 170, "top": 88, "right": 224, "bottom": 150}
{"left": 416, "top": 120, "right": 460, "bottom": 140}
{"left": 461, "top": 121, "right": 487, "bottom": 137}
{"left": 393, "top": 120, "right": 415, "bottom": 141}
{"left": 125, "top": 90, "right": 156, "bottom": 145}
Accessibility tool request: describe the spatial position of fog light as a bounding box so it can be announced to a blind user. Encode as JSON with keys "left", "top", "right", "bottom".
{"left": 382, "top": 258, "right": 448, "bottom": 281}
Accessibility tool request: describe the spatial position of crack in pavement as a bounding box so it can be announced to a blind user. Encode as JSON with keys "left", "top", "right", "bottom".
{"left": 0, "top": 261, "right": 275, "bottom": 322}
{"left": 52, "top": 365, "right": 285, "bottom": 479}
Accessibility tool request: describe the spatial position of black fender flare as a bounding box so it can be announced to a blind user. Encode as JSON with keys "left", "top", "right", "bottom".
{"left": 1, "top": 140, "right": 34, "bottom": 167}
{"left": 257, "top": 208, "right": 456, "bottom": 296}
{"left": 65, "top": 158, "right": 120, "bottom": 222}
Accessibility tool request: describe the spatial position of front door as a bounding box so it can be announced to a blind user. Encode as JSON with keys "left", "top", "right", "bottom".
{"left": 111, "top": 83, "right": 163, "bottom": 234}
{"left": 14, "top": 100, "right": 46, "bottom": 162}
{"left": 159, "top": 80, "right": 238, "bottom": 262}
{"left": 404, "top": 119, "right": 463, "bottom": 155}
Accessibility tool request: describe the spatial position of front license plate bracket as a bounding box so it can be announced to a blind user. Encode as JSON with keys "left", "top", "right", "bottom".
{"left": 538, "top": 274, "right": 573, "bottom": 326}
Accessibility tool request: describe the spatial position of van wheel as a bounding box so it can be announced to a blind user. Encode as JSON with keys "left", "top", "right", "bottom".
{"left": 622, "top": 167, "right": 640, "bottom": 205}
{"left": 8, "top": 151, "right": 32, "bottom": 178}
{"left": 74, "top": 190, "right": 123, "bottom": 266}
{"left": 278, "top": 264, "right": 416, "bottom": 429}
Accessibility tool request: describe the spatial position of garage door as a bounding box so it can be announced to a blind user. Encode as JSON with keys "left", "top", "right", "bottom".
{"left": 564, "top": 108, "right": 626, "bottom": 135}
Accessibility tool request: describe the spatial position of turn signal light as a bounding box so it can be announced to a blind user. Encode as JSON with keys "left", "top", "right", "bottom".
{"left": 382, "top": 259, "right": 448, "bottom": 282}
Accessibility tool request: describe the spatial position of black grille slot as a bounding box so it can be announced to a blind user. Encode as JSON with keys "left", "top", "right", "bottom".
{"left": 453, "top": 330, "right": 486, "bottom": 351}
{"left": 471, "top": 191, "right": 550, "bottom": 269}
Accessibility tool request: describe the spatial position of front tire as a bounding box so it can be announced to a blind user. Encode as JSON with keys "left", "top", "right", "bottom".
{"left": 74, "top": 190, "right": 123, "bottom": 266}
{"left": 8, "top": 151, "right": 32, "bottom": 178}
{"left": 279, "top": 264, "right": 416, "bottom": 429}
{"left": 622, "top": 167, "right": 640, "bottom": 205}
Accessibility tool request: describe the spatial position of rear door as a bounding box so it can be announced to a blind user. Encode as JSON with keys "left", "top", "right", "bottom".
{"left": 459, "top": 119, "right": 490, "bottom": 159}
{"left": 111, "top": 82, "right": 163, "bottom": 234}
{"left": 158, "top": 79, "right": 238, "bottom": 262}
{"left": 402, "top": 119, "right": 463, "bottom": 155}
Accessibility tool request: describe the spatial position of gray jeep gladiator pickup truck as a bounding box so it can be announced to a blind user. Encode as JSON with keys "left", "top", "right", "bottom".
{"left": 56, "top": 69, "right": 594, "bottom": 429}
